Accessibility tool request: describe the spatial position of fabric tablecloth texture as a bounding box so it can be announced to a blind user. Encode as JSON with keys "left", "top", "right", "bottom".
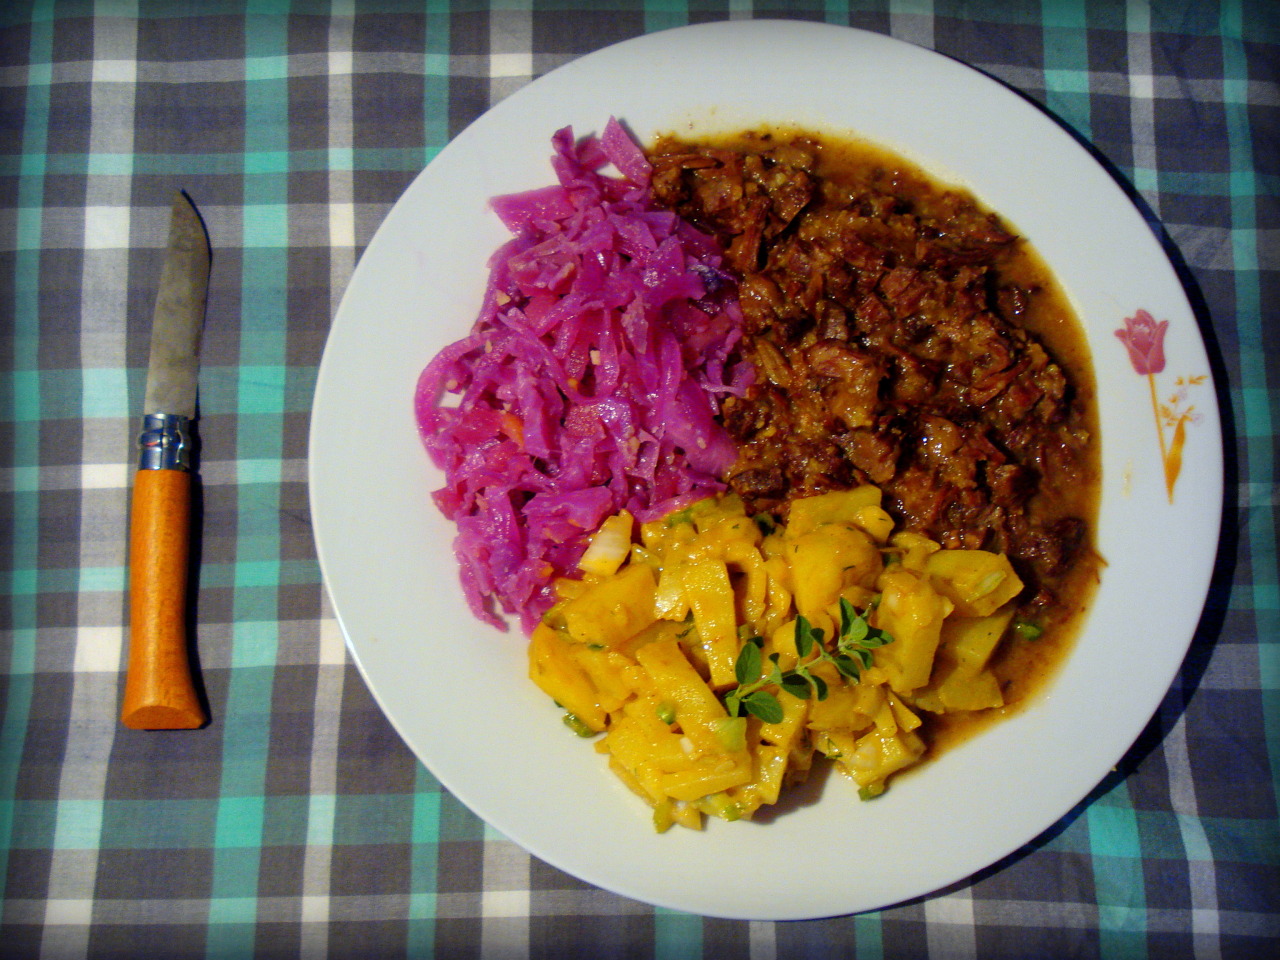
{"left": 1, "top": 1, "right": 1277, "bottom": 957}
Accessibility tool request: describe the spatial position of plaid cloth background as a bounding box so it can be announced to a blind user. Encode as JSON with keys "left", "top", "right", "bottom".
{"left": 1, "top": 0, "right": 1277, "bottom": 957}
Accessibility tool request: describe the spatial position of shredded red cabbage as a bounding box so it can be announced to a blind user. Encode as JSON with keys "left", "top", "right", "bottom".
{"left": 416, "top": 118, "right": 750, "bottom": 632}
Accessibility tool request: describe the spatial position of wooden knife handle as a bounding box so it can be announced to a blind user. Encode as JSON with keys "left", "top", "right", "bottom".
{"left": 122, "top": 468, "right": 206, "bottom": 729}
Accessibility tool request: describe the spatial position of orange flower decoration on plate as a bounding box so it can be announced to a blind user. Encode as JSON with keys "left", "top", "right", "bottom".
{"left": 1115, "top": 309, "right": 1205, "bottom": 503}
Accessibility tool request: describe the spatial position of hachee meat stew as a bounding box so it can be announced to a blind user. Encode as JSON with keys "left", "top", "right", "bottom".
{"left": 649, "top": 129, "right": 1102, "bottom": 728}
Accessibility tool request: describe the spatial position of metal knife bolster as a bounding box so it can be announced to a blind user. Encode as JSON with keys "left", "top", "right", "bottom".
{"left": 138, "top": 412, "right": 192, "bottom": 471}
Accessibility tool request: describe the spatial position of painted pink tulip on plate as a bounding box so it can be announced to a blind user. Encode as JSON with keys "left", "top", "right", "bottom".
{"left": 1115, "top": 308, "right": 1169, "bottom": 375}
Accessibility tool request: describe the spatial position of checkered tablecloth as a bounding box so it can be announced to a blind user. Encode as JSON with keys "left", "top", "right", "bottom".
{"left": 2, "top": 1, "right": 1277, "bottom": 957}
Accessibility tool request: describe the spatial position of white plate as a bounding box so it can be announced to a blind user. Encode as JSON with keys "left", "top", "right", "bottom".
{"left": 309, "top": 20, "right": 1222, "bottom": 920}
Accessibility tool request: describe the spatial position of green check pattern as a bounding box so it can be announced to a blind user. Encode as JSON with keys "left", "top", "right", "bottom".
{"left": 2, "top": 0, "right": 1278, "bottom": 957}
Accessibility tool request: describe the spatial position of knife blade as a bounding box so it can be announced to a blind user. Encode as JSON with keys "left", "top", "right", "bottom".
{"left": 121, "top": 191, "right": 210, "bottom": 730}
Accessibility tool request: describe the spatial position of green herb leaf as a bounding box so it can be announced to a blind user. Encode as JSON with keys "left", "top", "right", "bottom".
{"left": 864, "top": 629, "right": 892, "bottom": 649}
{"left": 833, "top": 654, "right": 862, "bottom": 680}
{"left": 843, "top": 614, "right": 869, "bottom": 645}
{"left": 839, "top": 596, "right": 857, "bottom": 634}
{"left": 836, "top": 598, "right": 894, "bottom": 675}
{"left": 743, "top": 690, "right": 785, "bottom": 723}
{"left": 722, "top": 597, "right": 898, "bottom": 722}
{"left": 735, "top": 641, "right": 762, "bottom": 686}
{"left": 794, "top": 616, "right": 815, "bottom": 659}
{"left": 780, "top": 674, "right": 812, "bottom": 699}
{"left": 810, "top": 673, "right": 829, "bottom": 701}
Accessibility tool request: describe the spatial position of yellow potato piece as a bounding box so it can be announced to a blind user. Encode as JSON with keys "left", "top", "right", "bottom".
{"left": 806, "top": 682, "right": 875, "bottom": 733}
{"left": 936, "top": 666, "right": 1004, "bottom": 712}
{"left": 527, "top": 623, "right": 606, "bottom": 732}
{"left": 785, "top": 487, "right": 883, "bottom": 539}
{"left": 571, "top": 645, "right": 642, "bottom": 710}
{"left": 680, "top": 560, "right": 739, "bottom": 688}
{"left": 634, "top": 636, "right": 730, "bottom": 755}
{"left": 872, "top": 569, "right": 951, "bottom": 695}
{"left": 602, "top": 713, "right": 690, "bottom": 783}
{"left": 840, "top": 727, "right": 926, "bottom": 787}
{"left": 787, "top": 522, "right": 882, "bottom": 630}
{"left": 925, "top": 550, "right": 1024, "bottom": 617}
{"left": 749, "top": 744, "right": 791, "bottom": 805}
{"left": 941, "top": 608, "right": 1015, "bottom": 674}
{"left": 889, "top": 530, "right": 941, "bottom": 573}
{"left": 661, "top": 756, "right": 753, "bottom": 802}
{"left": 852, "top": 504, "right": 895, "bottom": 543}
{"left": 561, "top": 562, "right": 657, "bottom": 647}
{"left": 757, "top": 687, "right": 810, "bottom": 751}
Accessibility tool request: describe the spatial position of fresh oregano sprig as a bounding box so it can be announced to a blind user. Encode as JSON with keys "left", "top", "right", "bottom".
{"left": 831, "top": 596, "right": 894, "bottom": 680}
{"left": 722, "top": 597, "right": 895, "bottom": 723}
{"left": 723, "top": 638, "right": 787, "bottom": 723}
